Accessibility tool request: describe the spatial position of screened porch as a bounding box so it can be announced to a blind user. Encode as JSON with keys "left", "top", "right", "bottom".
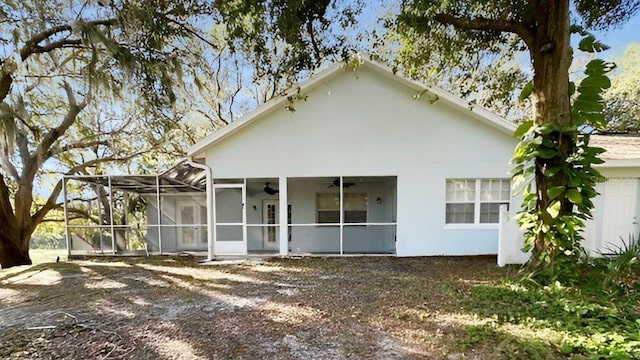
{"left": 62, "top": 161, "right": 209, "bottom": 256}
{"left": 214, "top": 176, "right": 397, "bottom": 256}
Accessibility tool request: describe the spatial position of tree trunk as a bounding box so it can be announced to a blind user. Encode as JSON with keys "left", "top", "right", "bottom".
{"left": 0, "top": 229, "right": 32, "bottom": 268}
{"left": 529, "top": 0, "right": 573, "bottom": 261}
{"left": 0, "top": 173, "right": 36, "bottom": 268}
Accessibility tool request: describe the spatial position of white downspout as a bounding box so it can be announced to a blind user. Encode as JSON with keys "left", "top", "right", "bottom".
{"left": 185, "top": 157, "right": 214, "bottom": 261}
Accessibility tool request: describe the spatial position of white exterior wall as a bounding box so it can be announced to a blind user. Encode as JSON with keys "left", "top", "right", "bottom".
{"left": 205, "top": 66, "right": 518, "bottom": 256}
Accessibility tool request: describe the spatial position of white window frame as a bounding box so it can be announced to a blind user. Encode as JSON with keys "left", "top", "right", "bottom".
{"left": 445, "top": 179, "right": 510, "bottom": 228}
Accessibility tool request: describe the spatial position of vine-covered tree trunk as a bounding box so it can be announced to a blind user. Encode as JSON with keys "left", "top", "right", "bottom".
{"left": 528, "top": 0, "right": 574, "bottom": 261}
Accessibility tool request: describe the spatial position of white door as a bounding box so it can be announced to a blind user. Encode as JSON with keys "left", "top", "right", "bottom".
{"left": 214, "top": 185, "right": 246, "bottom": 255}
{"left": 601, "top": 178, "right": 640, "bottom": 253}
{"left": 177, "top": 201, "right": 206, "bottom": 250}
{"left": 262, "top": 200, "right": 279, "bottom": 251}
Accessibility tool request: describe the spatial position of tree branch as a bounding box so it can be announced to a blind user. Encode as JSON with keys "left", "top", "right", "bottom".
{"left": 32, "top": 148, "right": 150, "bottom": 224}
{"left": 166, "top": 18, "right": 218, "bottom": 50}
{"left": 66, "top": 207, "right": 101, "bottom": 225}
{"left": 433, "top": 13, "right": 535, "bottom": 49}
{"left": 48, "top": 139, "right": 110, "bottom": 158}
{"left": 0, "top": 18, "right": 117, "bottom": 103}
{"left": 32, "top": 39, "right": 83, "bottom": 55}
{"left": 32, "top": 81, "right": 87, "bottom": 172}
{"left": 306, "top": 20, "right": 322, "bottom": 62}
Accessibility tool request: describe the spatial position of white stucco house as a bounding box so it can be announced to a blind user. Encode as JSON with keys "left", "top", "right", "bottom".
{"left": 64, "top": 58, "right": 640, "bottom": 263}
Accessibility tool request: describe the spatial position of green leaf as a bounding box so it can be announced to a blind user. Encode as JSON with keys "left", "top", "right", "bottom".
{"left": 581, "top": 113, "right": 607, "bottom": 128}
{"left": 538, "top": 148, "right": 558, "bottom": 159}
{"left": 574, "top": 98, "right": 604, "bottom": 112}
{"left": 513, "top": 120, "right": 533, "bottom": 138}
{"left": 543, "top": 165, "right": 562, "bottom": 177}
{"left": 579, "top": 75, "right": 611, "bottom": 89}
{"left": 584, "top": 59, "right": 606, "bottom": 75}
{"left": 547, "top": 186, "right": 565, "bottom": 200}
{"left": 547, "top": 201, "right": 561, "bottom": 219}
{"left": 568, "top": 81, "right": 576, "bottom": 96}
{"left": 578, "top": 35, "right": 610, "bottom": 53}
{"left": 566, "top": 189, "right": 583, "bottom": 204}
{"left": 519, "top": 80, "right": 533, "bottom": 101}
{"left": 578, "top": 35, "right": 595, "bottom": 52}
{"left": 569, "top": 24, "right": 588, "bottom": 36}
{"left": 537, "top": 123, "right": 558, "bottom": 134}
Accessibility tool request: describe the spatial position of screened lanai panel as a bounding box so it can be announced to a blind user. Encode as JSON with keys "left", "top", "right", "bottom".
{"left": 341, "top": 176, "right": 397, "bottom": 254}
{"left": 245, "top": 178, "right": 280, "bottom": 254}
{"left": 247, "top": 227, "right": 280, "bottom": 253}
{"left": 64, "top": 161, "right": 208, "bottom": 256}
{"left": 287, "top": 177, "right": 340, "bottom": 254}
{"left": 343, "top": 225, "right": 396, "bottom": 254}
{"left": 288, "top": 177, "right": 341, "bottom": 224}
{"left": 286, "top": 176, "right": 397, "bottom": 255}
{"left": 343, "top": 176, "right": 397, "bottom": 223}
{"left": 214, "top": 186, "right": 245, "bottom": 255}
{"left": 289, "top": 226, "right": 340, "bottom": 254}
{"left": 215, "top": 187, "right": 243, "bottom": 223}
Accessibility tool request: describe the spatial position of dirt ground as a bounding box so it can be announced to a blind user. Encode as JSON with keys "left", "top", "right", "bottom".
{"left": 0, "top": 256, "right": 511, "bottom": 359}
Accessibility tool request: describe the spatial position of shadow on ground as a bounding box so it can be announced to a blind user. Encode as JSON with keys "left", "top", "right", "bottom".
{"left": 1, "top": 255, "right": 525, "bottom": 359}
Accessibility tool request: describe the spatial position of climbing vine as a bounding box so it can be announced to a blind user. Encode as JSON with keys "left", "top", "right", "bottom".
{"left": 511, "top": 28, "right": 614, "bottom": 282}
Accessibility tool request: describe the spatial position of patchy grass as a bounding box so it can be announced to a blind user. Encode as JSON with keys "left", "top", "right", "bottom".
{"left": 0, "top": 256, "right": 636, "bottom": 359}
{"left": 29, "top": 248, "right": 67, "bottom": 265}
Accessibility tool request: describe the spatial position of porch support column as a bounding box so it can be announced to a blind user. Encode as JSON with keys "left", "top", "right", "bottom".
{"left": 278, "top": 176, "right": 288, "bottom": 256}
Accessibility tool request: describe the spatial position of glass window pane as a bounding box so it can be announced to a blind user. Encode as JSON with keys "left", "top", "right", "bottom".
{"left": 344, "top": 193, "right": 367, "bottom": 210}
{"left": 480, "top": 179, "right": 510, "bottom": 201}
{"left": 317, "top": 193, "right": 368, "bottom": 223}
{"left": 479, "top": 203, "right": 508, "bottom": 223}
{"left": 318, "top": 210, "right": 339, "bottom": 223}
{"left": 446, "top": 179, "right": 475, "bottom": 202}
{"left": 446, "top": 203, "right": 474, "bottom": 223}
{"left": 345, "top": 210, "right": 367, "bottom": 223}
{"left": 317, "top": 193, "right": 339, "bottom": 210}
{"left": 479, "top": 179, "right": 496, "bottom": 201}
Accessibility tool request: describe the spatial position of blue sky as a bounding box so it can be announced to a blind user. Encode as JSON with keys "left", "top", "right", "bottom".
{"left": 597, "top": 12, "right": 640, "bottom": 55}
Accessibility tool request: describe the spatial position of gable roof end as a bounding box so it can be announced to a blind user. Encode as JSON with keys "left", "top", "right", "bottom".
{"left": 187, "top": 58, "right": 518, "bottom": 158}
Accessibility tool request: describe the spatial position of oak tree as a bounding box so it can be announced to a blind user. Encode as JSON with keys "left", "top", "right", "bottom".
{"left": 0, "top": 0, "right": 359, "bottom": 268}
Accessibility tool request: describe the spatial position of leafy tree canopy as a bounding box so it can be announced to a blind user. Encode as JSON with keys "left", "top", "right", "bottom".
{"left": 604, "top": 42, "right": 640, "bottom": 132}
{"left": 0, "top": 0, "right": 360, "bottom": 268}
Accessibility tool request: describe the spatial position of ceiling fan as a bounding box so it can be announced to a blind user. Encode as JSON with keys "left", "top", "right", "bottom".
{"left": 264, "top": 182, "right": 279, "bottom": 195}
{"left": 328, "top": 178, "right": 356, "bottom": 188}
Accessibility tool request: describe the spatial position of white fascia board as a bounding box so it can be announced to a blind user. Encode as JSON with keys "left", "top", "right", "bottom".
{"left": 596, "top": 159, "right": 640, "bottom": 168}
{"left": 187, "top": 62, "right": 347, "bottom": 157}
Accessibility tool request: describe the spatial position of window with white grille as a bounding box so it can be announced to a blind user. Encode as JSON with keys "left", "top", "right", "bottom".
{"left": 446, "top": 179, "right": 510, "bottom": 224}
